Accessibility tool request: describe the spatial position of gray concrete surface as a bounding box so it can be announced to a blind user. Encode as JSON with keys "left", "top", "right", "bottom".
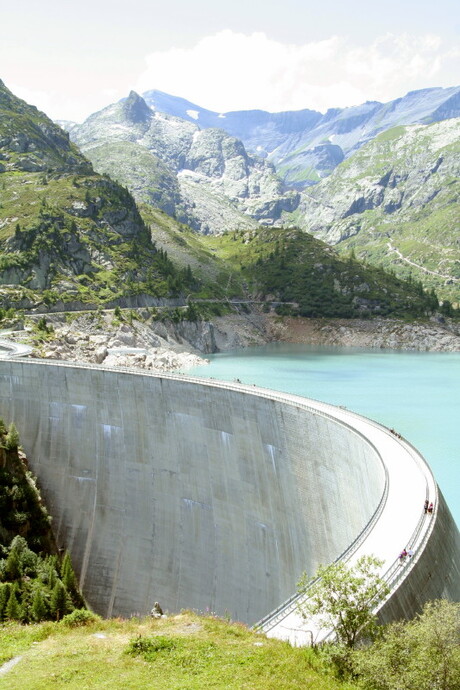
{"left": 0, "top": 358, "right": 458, "bottom": 632}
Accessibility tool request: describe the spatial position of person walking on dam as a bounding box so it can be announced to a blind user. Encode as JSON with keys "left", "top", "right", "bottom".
{"left": 399, "top": 548, "right": 408, "bottom": 563}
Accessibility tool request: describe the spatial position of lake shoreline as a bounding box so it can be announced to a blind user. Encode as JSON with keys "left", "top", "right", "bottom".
{"left": 211, "top": 313, "right": 460, "bottom": 353}
{"left": 2, "top": 312, "right": 459, "bottom": 374}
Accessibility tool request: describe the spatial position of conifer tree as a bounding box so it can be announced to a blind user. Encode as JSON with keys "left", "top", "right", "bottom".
{"left": 60, "top": 552, "right": 84, "bottom": 607}
{"left": 47, "top": 561, "right": 58, "bottom": 590}
{"left": 3, "top": 548, "right": 21, "bottom": 581}
{"left": 5, "top": 585, "right": 22, "bottom": 621}
{"left": 0, "top": 583, "right": 11, "bottom": 621}
{"left": 4, "top": 422, "right": 20, "bottom": 450}
{"left": 50, "top": 581, "right": 72, "bottom": 621}
{"left": 31, "top": 587, "right": 48, "bottom": 622}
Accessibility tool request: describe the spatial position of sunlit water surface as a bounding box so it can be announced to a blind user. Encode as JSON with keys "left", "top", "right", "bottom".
{"left": 188, "top": 344, "right": 459, "bottom": 528}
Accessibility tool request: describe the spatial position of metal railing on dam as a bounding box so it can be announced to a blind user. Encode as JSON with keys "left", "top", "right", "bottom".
{"left": 0, "top": 356, "right": 458, "bottom": 636}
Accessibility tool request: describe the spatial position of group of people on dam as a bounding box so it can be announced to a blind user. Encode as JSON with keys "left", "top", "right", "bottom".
{"left": 399, "top": 547, "right": 414, "bottom": 563}
{"left": 398, "top": 498, "right": 435, "bottom": 564}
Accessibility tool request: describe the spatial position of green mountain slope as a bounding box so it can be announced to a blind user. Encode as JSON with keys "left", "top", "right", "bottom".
{"left": 291, "top": 119, "right": 460, "bottom": 302}
{"left": 0, "top": 81, "right": 203, "bottom": 309}
{"left": 138, "top": 204, "right": 246, "bottom": 298}
{"left": 137, "top": 211, "right": 440, "bottom": 318}
{"left": 0, "top": 80, "right": 90, "bottom": 175}
{"left": 202, "top": 227, "right": 439, "bottom": 318}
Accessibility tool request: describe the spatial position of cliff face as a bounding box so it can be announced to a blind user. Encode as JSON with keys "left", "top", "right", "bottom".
{"left": 294, "top": 119, "right": 460, "bottom": 239}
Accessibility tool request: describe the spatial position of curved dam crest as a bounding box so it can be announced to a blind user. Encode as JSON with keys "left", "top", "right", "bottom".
{"left": 0, "top": 358, "right": 458, "bottom": 630}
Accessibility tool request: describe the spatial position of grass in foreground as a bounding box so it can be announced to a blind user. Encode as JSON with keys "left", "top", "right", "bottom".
{"left": 0, "top": 612, "right": 356, "bottom": 689}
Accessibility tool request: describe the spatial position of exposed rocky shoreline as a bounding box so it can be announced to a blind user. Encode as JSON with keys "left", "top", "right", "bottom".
{"left": 3, "top": 309, "right": 459, "bottom": 374}
{"left": 9, "top": 311, "right": 210, "bottom": 373}
{"left": 271, "top": 316, "right": 460, "bottom": 352}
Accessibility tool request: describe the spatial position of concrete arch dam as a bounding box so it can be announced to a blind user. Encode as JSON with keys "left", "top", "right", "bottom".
{"left": 0, "top": 359, "right": 458, "bottom": 630}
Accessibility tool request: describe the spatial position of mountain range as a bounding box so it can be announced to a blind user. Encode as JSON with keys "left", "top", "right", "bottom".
{"left": 131, "top": 86, "right": 460, "bottom": 186}
{"left": 0, "top": 78, "right": 442, "bottom": 319}
{"left": 67, "top": 91, "right": 298, "bottom": 235}
{"left": 62, "top": 87, "right": 459, "bottom": 301}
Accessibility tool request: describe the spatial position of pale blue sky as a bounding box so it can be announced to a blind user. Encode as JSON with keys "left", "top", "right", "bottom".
{"left": 2, "top": 0, "right": 459, "bottom": 121}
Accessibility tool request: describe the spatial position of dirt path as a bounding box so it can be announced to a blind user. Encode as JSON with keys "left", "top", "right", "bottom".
{"left": 387, "top": 242, "right": 459, "bottom": 282}
{"left": 0, "top": 656, "right": 22, "bottom": 676}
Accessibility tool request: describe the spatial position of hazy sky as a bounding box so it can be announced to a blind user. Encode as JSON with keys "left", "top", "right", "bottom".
{"left": 2, "top": 0, "right": 459, "bottom": 122}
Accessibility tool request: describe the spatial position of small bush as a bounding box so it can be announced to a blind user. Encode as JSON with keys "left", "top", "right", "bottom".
{"left": 3, "top": 423, "right": 20, "bottom": 450}
{"left": 60, "top": 608, "right": 100, "bottom": 627}
{"left": 126, "top": 634, "right": 177, "bottom": 660}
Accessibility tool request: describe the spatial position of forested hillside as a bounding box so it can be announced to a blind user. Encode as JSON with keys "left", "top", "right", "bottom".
{"left": 0, "top": 420, "right": 84, "bottom": 623}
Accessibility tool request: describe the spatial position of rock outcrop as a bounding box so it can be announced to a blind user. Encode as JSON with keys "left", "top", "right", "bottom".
{"left": 275, "top": 316, "right": 460, "bottom": 352}
{"left": 8, "top": 312, "right": 211, "bottom": 372}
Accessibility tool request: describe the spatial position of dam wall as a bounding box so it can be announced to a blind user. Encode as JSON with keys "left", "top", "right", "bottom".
{"left": 0, "top": 359, "right": 385, "bottom": 623}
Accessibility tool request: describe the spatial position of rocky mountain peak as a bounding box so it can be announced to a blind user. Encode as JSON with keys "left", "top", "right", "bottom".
{"left": 67, "top": 92, "right": 299, "bottom": 233}
{"left": 122, "top": 91, "right": 152, "bottom": 124}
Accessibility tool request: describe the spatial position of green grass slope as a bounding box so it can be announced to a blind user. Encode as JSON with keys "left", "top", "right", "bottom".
{"left": 0, "top": 612, "right": 355, "bottom": 690}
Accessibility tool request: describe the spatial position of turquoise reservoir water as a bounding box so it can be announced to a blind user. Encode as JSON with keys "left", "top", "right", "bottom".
{"left": 188, "top": 345, "right": 459, "bottom": 528}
